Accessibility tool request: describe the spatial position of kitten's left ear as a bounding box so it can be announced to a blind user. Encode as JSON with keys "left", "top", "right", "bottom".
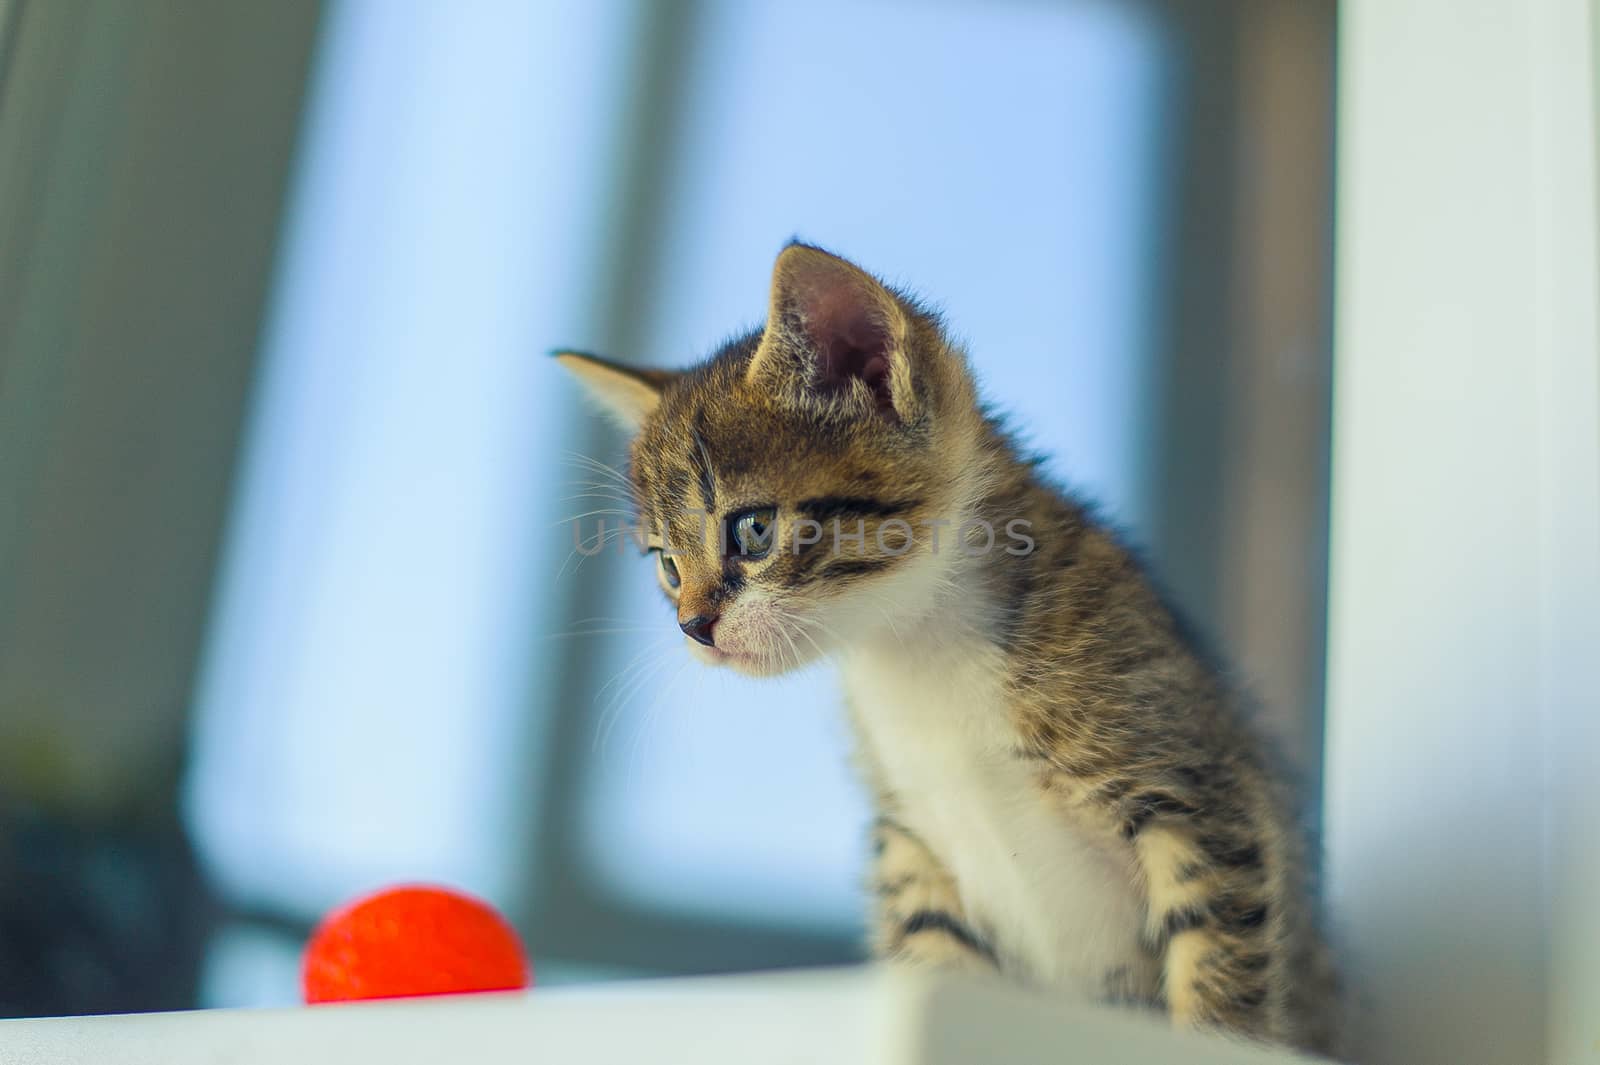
{"left": 748, "top": 244, "right": 918, "bottom": 423}
{"left": 554, "top": 350, "right": 676, "bottom": 431}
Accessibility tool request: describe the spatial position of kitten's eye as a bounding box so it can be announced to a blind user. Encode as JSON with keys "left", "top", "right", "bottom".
{"left": 728, "top": 506, "right": 777, "bottom": 559}
{"left": 656, "top": 550, "right": 681, "bottom": 589}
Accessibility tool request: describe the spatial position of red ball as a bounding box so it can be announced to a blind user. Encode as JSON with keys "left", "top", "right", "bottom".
{"left": 303, "top": 885, "right": 530, "bottom": 1004}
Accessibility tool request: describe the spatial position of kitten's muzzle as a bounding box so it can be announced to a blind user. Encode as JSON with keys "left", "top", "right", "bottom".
{"left": 679, "top": 614, "right": 718, "bottom": 647}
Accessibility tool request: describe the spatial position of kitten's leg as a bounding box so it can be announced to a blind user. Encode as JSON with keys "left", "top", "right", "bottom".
{"left": 1133, "top": 823, "right": 1278, "bottom": 1039}
{"left": 869, "top": 817, "right": 999, "bottom": 974}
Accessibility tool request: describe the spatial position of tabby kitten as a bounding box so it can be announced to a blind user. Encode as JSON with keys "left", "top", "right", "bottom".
{"left": 557, "top": 244, "right": 1337, "bottom": 1053}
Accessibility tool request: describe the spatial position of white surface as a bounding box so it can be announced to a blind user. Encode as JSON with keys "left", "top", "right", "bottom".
{"left": 1531, "top": 4, "right": 1600, "bottom": 1062}
{"left": 1324, "top": 2, "right": 1600, "bottom": 1064}
{"left": 0, "top": 968, "right": 1321, "bottom": 1065}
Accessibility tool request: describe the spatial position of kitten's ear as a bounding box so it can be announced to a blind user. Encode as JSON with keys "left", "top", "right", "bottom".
{"left": 554, "top": 350, "right": 675, "bottom": 431}
{"left": 748, "top": 244, "right": 917, "bottom": 422}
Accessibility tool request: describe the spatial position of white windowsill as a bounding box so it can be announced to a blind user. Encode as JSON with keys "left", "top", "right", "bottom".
{"left": 0, "top": 966, "right": 1322, "bottom": 1065}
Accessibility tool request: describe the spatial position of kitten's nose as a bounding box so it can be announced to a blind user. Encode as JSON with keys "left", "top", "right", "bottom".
{"left": 679, "top": 614, "right": 717, "bottom": 647}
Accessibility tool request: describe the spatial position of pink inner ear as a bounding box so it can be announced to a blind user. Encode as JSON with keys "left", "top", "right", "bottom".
{"left": 803, "top": 284, "right": 896, "bottom": 416}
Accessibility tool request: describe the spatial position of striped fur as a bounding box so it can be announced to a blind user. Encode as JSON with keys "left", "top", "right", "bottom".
{"left": 557, "top": 244, "right": 1340, "bottom": 1054}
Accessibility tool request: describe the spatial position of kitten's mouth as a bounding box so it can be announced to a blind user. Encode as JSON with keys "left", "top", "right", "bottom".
{"left": 688, "top": 640, "right": 785, "bottom": 676}
{"left": 689, "top": 641, "right": 744, "bottom": 665}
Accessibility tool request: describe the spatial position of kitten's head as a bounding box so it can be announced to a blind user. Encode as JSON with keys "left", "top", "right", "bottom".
{"left": 558, "top": 244, "right": 985, "bottom": 676}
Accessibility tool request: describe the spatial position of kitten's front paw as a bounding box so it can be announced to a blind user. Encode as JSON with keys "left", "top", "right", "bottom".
{"left": 889, "top": 934, "right": 998, "bottom": 976}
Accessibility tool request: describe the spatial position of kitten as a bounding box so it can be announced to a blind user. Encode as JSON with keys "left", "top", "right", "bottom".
{"left": 557, "top": 243, "right": 1338, "bottom": 1053}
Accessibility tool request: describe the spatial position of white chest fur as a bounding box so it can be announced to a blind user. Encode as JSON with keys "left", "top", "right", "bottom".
{"left": 842, "top": 637, "right": 1151, "bottom": 999}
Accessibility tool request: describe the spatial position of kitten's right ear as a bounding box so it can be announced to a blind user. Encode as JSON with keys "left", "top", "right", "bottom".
{"left": 554, "top": 350, "right": 675, "bottom": 431}
{"left": 748, "top": 243, "right": 917, "bottom": 423}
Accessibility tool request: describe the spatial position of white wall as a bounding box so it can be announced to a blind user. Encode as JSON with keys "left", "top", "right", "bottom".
{"left": 1324, "top": 3, "right": 1600, "bottom": 1064}
{"left": 1534, "top": 5, "right": 1600, "bottom": 1061}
